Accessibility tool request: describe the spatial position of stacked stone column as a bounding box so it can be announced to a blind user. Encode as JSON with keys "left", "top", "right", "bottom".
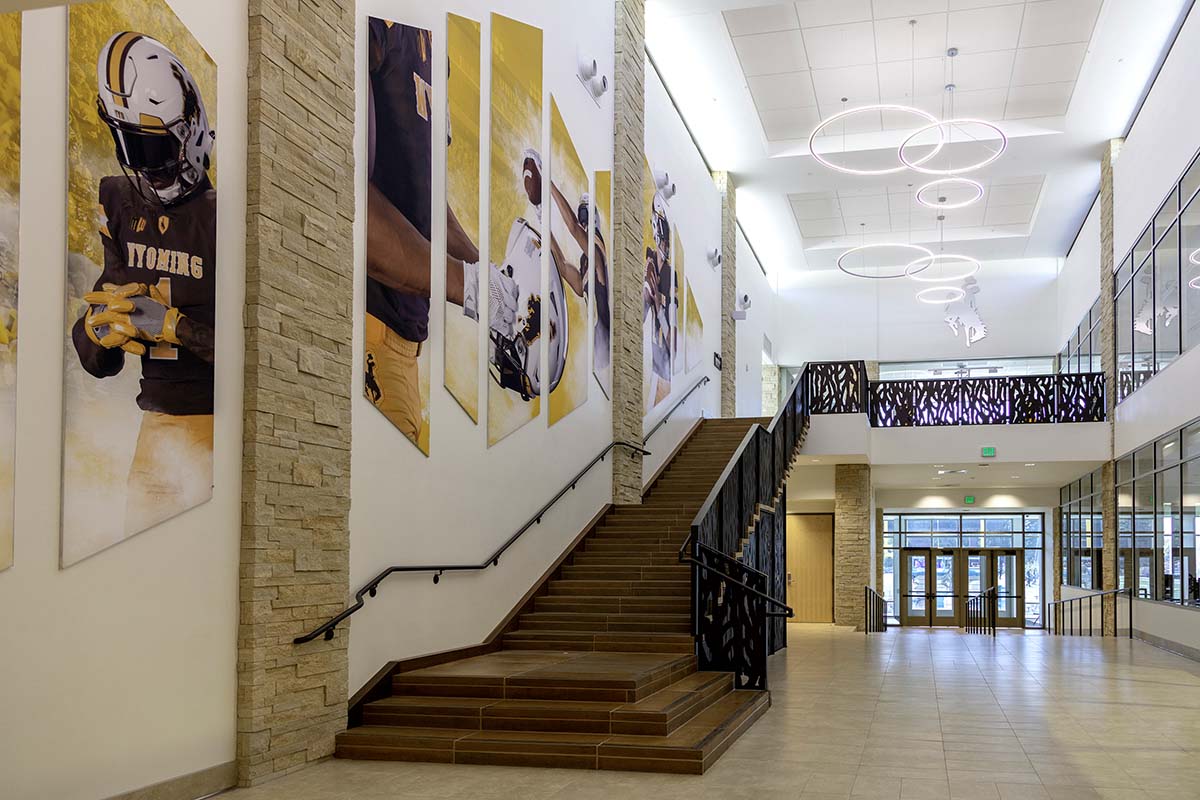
{"left": 715, "top": 171, "right": 737, "bottom": 418}
{"left": 238, "top": 0, "right": 355, "bottom": 785}
{"left": 834, "top": 464, "right": 872, "bottom": 629}
{"left": 1100, "top": 139, "right": 1122, "bottom": 634}
{"left": 611, "top": 0, "right": 646, "bottom": 504}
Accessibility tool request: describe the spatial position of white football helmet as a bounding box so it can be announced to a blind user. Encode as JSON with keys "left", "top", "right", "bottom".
{"left": 96, "top": 32, "right": 214, "bottom": 206}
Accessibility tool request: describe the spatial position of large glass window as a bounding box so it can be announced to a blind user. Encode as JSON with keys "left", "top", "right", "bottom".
{"left": 1059, "top": 469, "right": 1103, "bottom": 590}
{"left": 1116, "top": 148, "right": 1200, "bottom": 402}
{"left": 1056, "top": 298, "right": 1102, "bottom": 377}
{"left": 1114, "top": 417, "right": 1200, "bottom": 606}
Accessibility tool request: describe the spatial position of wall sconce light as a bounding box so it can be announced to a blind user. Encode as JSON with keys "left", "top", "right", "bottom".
{"left": 653, "top": 169, "right": 677, "bottom": 201}
{"left": 578, "top": 54, "right": 609, "bottom": 102}
{"left": 732, "top": 293, "right": 751, "bottom": 320}
{"left": 707, "top": 248, "right": 722, "bottom": 269}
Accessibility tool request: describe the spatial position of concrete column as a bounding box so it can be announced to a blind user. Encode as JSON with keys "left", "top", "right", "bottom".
{"left": 714, "top": 171, "right": 736, "bottom": 418}
{"left": 610, "top": 0, "right": 646, "bottom": 503}
{"left": 834, "top": 464, "right": 871, "bottom": 630}
{"left": 238, "top": 0, "right": 355, "bottom": 785}
{"left": 1100, "top": 139, "right": 1122, "bottom": 633}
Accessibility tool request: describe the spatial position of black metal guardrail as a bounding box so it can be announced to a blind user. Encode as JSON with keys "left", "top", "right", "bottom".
{"left": 1049, "top": 588, "right": 1133, "bottom": 638}
{"left": 864, "top": 586, "right": 887, "bottom": 634}
{"left": 294, "top": 440, "right": 650, "bottom": 644}
{"left": 967, "top": 587, "right": 997, "bottom": 635}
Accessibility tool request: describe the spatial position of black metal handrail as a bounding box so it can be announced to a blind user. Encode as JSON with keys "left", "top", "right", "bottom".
{"left": 680, "top": 541, "right": 794, "bottom": 618}
{"left": 1049, "top": 588, "right": 1133, "bottom": 638}
{"left": 294, "top": 440, "right": 651, "bottom": 644}
{"left": 966, "top": 587, "right": 997, "bottom": 635}
{"left": 643, "top": 374, "right": 711, "bottom": 444}
{"left": 864, "top": 586, "right": 887, "bottom": 634}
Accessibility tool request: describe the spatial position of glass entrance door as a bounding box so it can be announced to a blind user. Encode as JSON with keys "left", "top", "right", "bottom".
{"left": 931, "top": 550, "right": 959, "bottom": 626}
{"left": 900, "top": 549, "right": 930, "bottom": 626}
{"left": 993, "top": 549, "right": 1024, "bottom": 628}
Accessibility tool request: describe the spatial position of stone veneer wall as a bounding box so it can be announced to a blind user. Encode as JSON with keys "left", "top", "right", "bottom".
{"left": 611, "top": 0, "right": 646, "bottom": 503}
{"left": 761, "top": 364, "right": 779, "bottom": 418}
{"left": 874, "top": 506, "right": 884, "bottom": 594}
{"left": 237, "top": 0, "right": 355, "bottom": 785}
{"left": 1099, "top": 139, "right": 1122, "bottom": 633}
{"left": 834, "top": 464, "right": 871, "bottom": 630}
{"left": 715, "top": 171, "right": 736, "bottom": 418}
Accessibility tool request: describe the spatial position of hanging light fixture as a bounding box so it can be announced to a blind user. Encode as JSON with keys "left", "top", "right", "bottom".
{"left": 897, "top": 49, "right": 1007, "bottom": 176}
{"left": 915, "top": 177, "right": 984, "bottom": 210}
{"left": 917, "top": 286, "right": 966, "bottom": 304}
{"left": 909, "top": 214, "right": 978, "bottom": 300}
{"left": 808, "top": 20, "right": 944, "bottom": 176}
{"left": 838, "top": 242, "right": 935, "bottom": 279}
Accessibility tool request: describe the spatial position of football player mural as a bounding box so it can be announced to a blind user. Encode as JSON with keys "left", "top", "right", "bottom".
{"left": 0, "top": 11, "right": 18, "bottom": 572}
{"left": 63, "top": 0, "right": 216, "bottom": 567}
{"left": 643, "top": 158, "right": 674, "bottom": 412}
{"left": 366, "top": 17, "right": 480, "bottom": 456}
{"left": 592, "top": 170, "right": 612, "bottom": 399}
{"left": 486, "top": 14, "right": 544, "bottom": 446}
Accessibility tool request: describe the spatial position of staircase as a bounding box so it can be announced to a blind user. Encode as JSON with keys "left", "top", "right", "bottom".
{"left": 336, "top": 418, "right": 773, "bottom": 774}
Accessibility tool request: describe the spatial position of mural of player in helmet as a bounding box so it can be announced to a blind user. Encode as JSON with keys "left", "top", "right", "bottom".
{"left": 62, "top": 1, "right": 219, "bottom": 568}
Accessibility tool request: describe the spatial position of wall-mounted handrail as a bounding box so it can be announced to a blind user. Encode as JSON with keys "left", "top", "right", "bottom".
{"left": 294, "top": 440, "right": 651, "bottom": 644}
{"left": 1048, "top": 588, "right": 1133, "bottom": 638}
{"left": 642, "top": 374, "right": 711, "bottom": 445}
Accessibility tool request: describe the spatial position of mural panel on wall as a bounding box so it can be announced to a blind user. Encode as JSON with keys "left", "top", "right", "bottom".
{"left": 63, "top": 0, "right": 216, "bottom": 567}
{"left": 445, "top": 13, "right": 482, "bottom": 423}
{"left": 364, "top": 17, "right": 435, "bottom": 455}
{"left": 686, "top": 278, "right": 703, "bottom": 373}
{"left": 672, "top": 228, "right": 684, "bottom": 376}
{"left": 592, "top": 169, "right": 612, "bottom": 398}
{"left": 643, "top": 156, "right": 673, "bottom": 412}
{"left": 547, "top": 97, "right": 588, "bottom": 426}
{"left": 486, "top": 13, "right": 543, "bottom": 446}
{"left": 0, "top": 11, "right": 18, "bottom": 572}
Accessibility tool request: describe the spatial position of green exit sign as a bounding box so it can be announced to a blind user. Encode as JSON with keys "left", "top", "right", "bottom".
{"left": 965, "top": 495, "right": 976, "bottom": 505}
{"left": 981, "top": 446, "right": 996, "bottom": 458}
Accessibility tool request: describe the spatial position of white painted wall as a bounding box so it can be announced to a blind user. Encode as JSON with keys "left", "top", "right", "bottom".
{"left": 735, "top": 227, "right": 774, "bottom": 417}
{"left": 877, "top": 490, "right": 1058, "bottom": 510}
{"left": 348, "top": 3, "right": 725, "bottom": 696}
{"left": 1114, "top": 3, "right": 1200, "bottom": 260}
{"left": 1056, "top": 198, "right": 1100, "bottom": 348}
{"left": 773, "top": 258, "right": 1060, "bottom": 364}
{"left": 0, "top": 4, "right": 246, "bottom": 799}
{"left": 1062, "top": 586, "right": 1200, "bottom": 659}
{"left": 1114, "top": 342, "right": 1200, "bottom": 456}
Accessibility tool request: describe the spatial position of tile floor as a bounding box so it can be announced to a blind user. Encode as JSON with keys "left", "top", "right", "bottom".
{"left": 221, "top": 625, "right": 1200, "bottom": 800}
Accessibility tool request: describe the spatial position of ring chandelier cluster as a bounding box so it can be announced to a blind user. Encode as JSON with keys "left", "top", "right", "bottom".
{"left": 810, "top": 24, "right": 1006, "bottom": 304}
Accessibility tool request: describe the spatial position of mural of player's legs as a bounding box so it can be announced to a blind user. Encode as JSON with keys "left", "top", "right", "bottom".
{"left": 591, "top": 171, "right": 612, "bottom": 398}
{"left": 0, "top": 10, "right": 18, "bottom": 572}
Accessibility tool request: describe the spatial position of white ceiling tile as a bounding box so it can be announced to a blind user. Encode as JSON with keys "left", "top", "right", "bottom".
{"left": 949, "top": 0, "right": 1019, "bottom": 8}
{"left": 811, "top": 64, "right": 881, "bottom": 106}
{"left": 841, "top": 214, "right": 894, "bottom": 234}
{"left": 748, "top": 72, "right": 818, "bottom": 110}
{"left": 949, "top": 50, "right": 1016, "bottom": 91}
{"left": 880, "top": 106, "right": 940, "bottom": 132}
{"left": 1018, "top": 0, "right": 1102, "bottom": 47}
{"left": 946, "top": 87, "right": 1008, "bottom": 118}
{"left": 796, "top": 0, "right": 873, "bottom": 28}
{"left": 1004, "top": 81, "right": 1074, "bottom": 119}
{"left": 877, "top": 58, "right": 949, "bottom": 102}
{"left": 723, "top": 4, "right": 799, "bottom": 37}
{"left": 798, "top": 217, "right": 847, "bottom": 237}
{"left": 888, "top": 192, "right": 918, "bottom": 215}
{"left": 1010, "top": 43, "right": 1087, "bottom": 86}
{"left": 759, "top": 106, "right": 823, "bottom": 140}
{"left": 839, "top": 194, "right": 891, "bottom": 216}
{"left": 984, "top": 203, "right": 1034, "bottom": 225}
{"left": 874, "top": 13, "right": 948, "bottom": 62}
{"left": 941, "top": 205, "right": 987, "bottom": 227}
{"left": 790, "top": 191, "right": 835, "bottom": 202}
{"left": 802, "top": 22, "right": 877, "bottom": 69}
{"left": 791, "top": 195, "right": 842, "bottom": 219}
{"left": 987, "top": 182, "right": 1043, "bottom": 206}
{"left": 991, "top": 174, "right": 1044, "bottom": 186}
{"left": 872, "top": 0, "right": 950, "bottom": 20}
{"left": 734, "top": 29, "right": 809, "bottom": 76}
{"left": 947, "top": 4, "right": 1023, "bottom": 54}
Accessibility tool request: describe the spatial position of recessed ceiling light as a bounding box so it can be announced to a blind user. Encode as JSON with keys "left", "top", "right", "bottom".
{"left": 933, "top": 464, "right": 945, "bottom": 468}
{"left": 811, "top": 459, "right": 821, "bottom": 463}
{"left": 1025, "top": 463, "right": 1036, "bottom": 467}
{"left": 932, "top": 477, "right": 942, "bottom": 481}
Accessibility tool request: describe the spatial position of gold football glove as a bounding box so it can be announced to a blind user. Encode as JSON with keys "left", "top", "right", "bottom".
{"left": 83, "top": 282, "right": 148, "bottom": 356}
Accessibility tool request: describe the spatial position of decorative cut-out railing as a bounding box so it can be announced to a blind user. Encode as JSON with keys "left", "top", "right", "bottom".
{"left": 805, "top": 361, "right": 1106, "bottom": 426}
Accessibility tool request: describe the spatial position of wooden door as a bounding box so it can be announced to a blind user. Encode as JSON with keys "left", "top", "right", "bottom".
{"left": 786, "top": 514, "right": 834, "bottom": 623}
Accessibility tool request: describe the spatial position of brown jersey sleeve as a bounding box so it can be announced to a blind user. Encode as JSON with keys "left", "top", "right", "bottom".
{"left": 71, "top": 177, "right": 128, "bottom": 379}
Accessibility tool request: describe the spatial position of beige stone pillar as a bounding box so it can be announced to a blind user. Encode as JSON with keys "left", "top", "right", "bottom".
{"left": 1052, "top": 507, "right": 1062, "bottom": 604}
{"left": 875, "top": 506, "right": 884, "bottom": 593}
{"left": 1100, "top": 139, "right": 1122, "bottom": 633}
{"left": 761, "top": 363, "right": 780, "bottom": 417}
{"left": 834, "top": 465, "right": 871, "bottom": 630}
{"left": 237, "top": 1, "right": 355, "bottom": 785}
{"left": 864, "top": 360, "right": 880, "bottom": 382}
{"left": 714, "top": 171, "right": 737, "bottom": 418}
{"left": 611, "top": 0, "right": 646, "bottom": 504}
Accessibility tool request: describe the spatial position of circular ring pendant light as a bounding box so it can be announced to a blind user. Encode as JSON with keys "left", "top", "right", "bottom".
{"left": 1190, "top": 274, "right": 1200, "bottom": 290}
{"left": 899, "top": 119, "right": 1007, "bottom": 175}
{"left": 809, "top": 104, "right": 946, "bottom": 176}
{"left": 1188, "top": 248, "right": 1200, "bottom": 266}
{"left": 915, "top": 177, "right": 984, "bottom": 210}
{"left": 837, "top": 242, "right": 934, "bottom": 279}
{"left": 905, "top": 253, "right": 981, "bottom": 282}
{"left": 916, "top": 286, "right": 966, "bottom": 304}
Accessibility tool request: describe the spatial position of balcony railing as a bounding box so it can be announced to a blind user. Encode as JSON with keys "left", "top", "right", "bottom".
{"left": 805, "top": 361, "right": 1105, "bottom": 427}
